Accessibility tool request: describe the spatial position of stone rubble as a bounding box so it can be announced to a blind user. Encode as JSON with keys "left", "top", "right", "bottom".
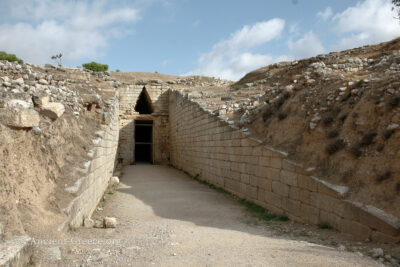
{"left": 0, "top": 60, "right": 120, "bottom": 130}
{"left": 103, "top": 217, "right": 117, "bottom": 228}
{"left": 183, "top": 47, "right": 400, "bottom": 138}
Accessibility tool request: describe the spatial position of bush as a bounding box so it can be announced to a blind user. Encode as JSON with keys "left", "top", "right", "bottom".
{"left": 326, "top": 139, "right": 346, "bottom": 155}
{"left": 359, "top": 131, "right": 377, "bottom": 147}
{"left": 326, "top": 129, "right": 339, "bottom": 139}
{"left": 277, "top": 111, "right": 288, "bottom": 120}
{"left": 0, "top": 51, "right": 23, "bottom": 64}
{"left": 376, "top": 171, "right": 392, "bottom": 182}
{"left": 82, "top": 61, "right": 109, "bottom": 72}
{"left": 317, "top": 222, "right": 333, "bottom": 230}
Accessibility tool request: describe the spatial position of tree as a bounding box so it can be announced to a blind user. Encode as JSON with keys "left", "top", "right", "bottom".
{"left": 0, "top": 51, "right": 23, "bottom": 64}
{"left": 51, "top": 53, "right": 63, "bottom": 66}
{"left": 393, "top": 0, "right": 400, "bottom": 19}
{"left": 82, "top": 62, "right": 109, "bottom": 72}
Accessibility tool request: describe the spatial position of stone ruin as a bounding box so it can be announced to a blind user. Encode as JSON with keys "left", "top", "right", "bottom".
{"left": 1, "top": 38, "right": 400, "bottom": 265}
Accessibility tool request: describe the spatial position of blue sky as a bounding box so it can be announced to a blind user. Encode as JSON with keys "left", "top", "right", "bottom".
{"left": 0, "top": 0, "right": 399, "bottom": 80}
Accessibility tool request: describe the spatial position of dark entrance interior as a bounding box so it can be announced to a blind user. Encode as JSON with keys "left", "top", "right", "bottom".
{"left": 135, "top": 87, "right": 154, "bottom": 114}
{"left": 135, "top": 120, "right": 153, "bottom": 163}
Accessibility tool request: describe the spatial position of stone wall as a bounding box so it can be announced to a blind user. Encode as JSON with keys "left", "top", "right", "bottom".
{"left": 118, "top": 84, "right": 169, "bottom": 165}
{"left": 63, "top": 94, "right": 120, "bottom": 229}
{"left": 168, "top": 90, "right": 400, "bottom": 243}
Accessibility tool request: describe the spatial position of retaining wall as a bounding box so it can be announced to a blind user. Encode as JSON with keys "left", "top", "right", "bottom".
{"left": 63, "top": 94, "right": 120, "bottom": 229}
{"left": 168, "top": 90, "right": 400, "bottom": 243}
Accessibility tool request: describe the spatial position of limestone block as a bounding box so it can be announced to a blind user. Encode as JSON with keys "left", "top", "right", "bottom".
{"left": 32, "top": 94, "right": 49, "bottom": 107}
{"left": 252, "top": 146, "right": 263, "bottom": 156}
{"left": 297, "top": 175, "right": 318, "bottom": 192}
{"left": 337, "top": 201, "right": 362, "bottom": 221}
{"left": 312, "top": 176, "right": 349, "bottom": 198}
{"left": 281, "top": 198, "right": 302, "bottom": 218}
{"left": 257, "top": 189, "right": 266, "bottom": 202}
{"left": 270, "top": 157, "right": 282, "bottom": 169}
{"left": 258, "top": 156, "right": 270, "bottom": 167}
{"left": 280, "top": 170, "right": 298, "bottom": 186}
{"left": 338, "top": 219, "right": 372, "bottom": 240}
{"left": 245, "top": 164, "right": 257, "bottom": 176}
{"left": 301, "top": 203, "right": 320, "bottom": 224}
{"left": 289, "top": 187, "right": 311, "bottom": 204}
{"left": 84, "top": 218, "right": 94, "bottom": 228}
{"left": 265, "top": 167, "right": 280, "bottom": 181}
{"left": 240, "top": 173, "right": 250, "bottom": 184}
{"left": 258, "top": 177, "right": 272, "bottom": 191}
{"left": 272, "top": 181, "right": 290, "bottom": 197}
{"left": 371, "top": 230, "right": 400, "bottom": 243}
{"left": 319, "top": 210, "right": 341, "bottom": 230}
{"left": 240, "top": 183, "right": 247, "bottom": 196}
{"left": 225, "top": 179, "right": 240, "bottom": 193}
{"left": 40, "top": 102, "right": 65, "bottom": 120}
{"left": 358, "top": 205, "right": 400, "bottom": 236}
{"left": 264, "top": 191, "right": 282, "bottom": 208}
{"left": 262, "top": 148, "right": 274, "bottom": 157}
{"left": 282, "top": 159, "right": 297, "bottom": 171}
{"left": 246, "top": 185, "right": 258, "bottom": 200}
{"left": 110, "top": 176, "right": 119, "bottom": 185}
{"left": 249, "top": 175, "right": 258, "bottom": 186}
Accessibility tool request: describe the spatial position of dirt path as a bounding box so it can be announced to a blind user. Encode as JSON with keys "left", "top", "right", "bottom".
{"left": 35, "top": 164, "right": 383, "bottom": 266}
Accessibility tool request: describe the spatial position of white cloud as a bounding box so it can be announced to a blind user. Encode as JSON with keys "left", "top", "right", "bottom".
{"left": 332, "top": 0, "right": 400, "bottom": 49}
{"left": 288, "top": 31, "right": 325, "bottom": 59}
{"left": 0, "top": 0, "right": 139, "bottom": 65}
{"left": 317, "top": 7, "right": 333, "bottom": 21}
{"left": 189, "top": 19, "right": 286, "bottom": 81}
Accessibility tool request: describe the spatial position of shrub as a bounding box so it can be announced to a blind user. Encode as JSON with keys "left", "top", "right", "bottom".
{"left": 389, "top": 95, "right": 400, "bottom": 108}
{"left": 233, "top": 84, "right": 242, "bottom": 91}
{"left": 349, "top": 144, "right": 362, "bottom": 158}
{"left": 359, "top": 131, "right": 377, "bottom": 147}
{"left": 82, "top": 61, "right": 109, "bottom": 72}
{"left": 339, "top": 113, "right": 349, "bottom": 123}
{"left": 116, "top": 69, "right": 120, "bottom": 72}
{"left": 376, "top": 171, "right": 392, "bottom": 182}
{"left": 278, "top": 111, "right": 288, "bottom": 120}
{"left": 318, "top": 222, "right": 333, "bottom": 230}
{"left": 327, "top": 129, "right": 339, "bottom": 139}
{"left": 326, "top": 139, "right": 346, "bottom": 155}
{"left": 377, "top": 144, "right": 385, "bottom": 152}
{"left": 0, "top": 51, "right": 23, "bottom": 64}
{"left": 322, "top": 113, "right": 334, "bottom": 126}
{"left": 51, "top": 53, "right": 62, "bottom": 66}
{"left": 263, "top": 106, "right": 276, "bottom": 122}
{"left": 383, "top": 129, "right": 394, "bottom": 140}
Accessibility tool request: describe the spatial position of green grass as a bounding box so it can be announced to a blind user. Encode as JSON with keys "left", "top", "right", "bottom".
{"left": 330, "top": 241, "right": 338, "bottom": 247}
{"left": 170, "top": 164, "right": 290, "bottom": 223}
{"left": 239, "top": 199, "right": 289, "bottom": 222}
{"left": 317, "top": 222, "right": 333, "bottom": 230}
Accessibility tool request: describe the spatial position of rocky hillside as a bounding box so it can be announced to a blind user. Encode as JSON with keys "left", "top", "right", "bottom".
{"left": 0, "top": 61, "right": 118, "bottom": 239}
{"left": 189, "top": 37, "right": 400, "bottom": 219}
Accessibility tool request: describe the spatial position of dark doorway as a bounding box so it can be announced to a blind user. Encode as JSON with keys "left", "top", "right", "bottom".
{"left": 135, "top": 120, "right": 153, "bottom": 163}
{"left": 135, "top": 87, "right": 154, "bottom": 114}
